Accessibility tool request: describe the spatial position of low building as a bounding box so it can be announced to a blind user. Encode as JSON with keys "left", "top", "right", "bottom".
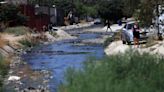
{"left": 4, "top": 0, "right": 64, "bottom": 31}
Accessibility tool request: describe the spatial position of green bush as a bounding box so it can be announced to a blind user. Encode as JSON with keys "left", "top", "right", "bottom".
{"left": 19, "top": 39, "right": 36, "bottom": 48}
{"left": 59, "top": 51, "right": 164, "bottom": 92}
{"left": 5, "top": 26, "right": 29, "bottom": 36}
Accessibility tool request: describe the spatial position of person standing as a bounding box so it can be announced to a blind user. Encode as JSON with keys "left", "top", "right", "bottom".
{"left": 133, "top": 22, "right": 140, "bottom": 48}
{"left": 47, "top": 23, "right": 53, "bottom": 35}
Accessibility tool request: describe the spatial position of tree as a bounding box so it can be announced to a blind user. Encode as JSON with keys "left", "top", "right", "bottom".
{"left": 74, "top": 0, "right": 98, "bottom": 19}
{"left": 0, "top": 4, "right": 27, "bottom": 26}
{"left": 135, "top": 0, "right": 163, "bottom": 27}
{"left": 0, "top": 5, "right": 19, "bottom": 22}
{"left": 133, "top": 0, "right": 154, "bottom": 27}
{"left": 84, "top": 5, "right": 98, "bottom": 18}
{"left": 122, "top": 0, "right": 140, "bottom": 17}
{"left": 74, "top": 0, "right": 86, "bottom": 18}
{"left": 98, "top": 0, "right": 124, "bottom": 22}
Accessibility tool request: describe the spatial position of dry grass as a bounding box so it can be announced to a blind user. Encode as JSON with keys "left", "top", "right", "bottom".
{"left": 0, "top": 34, "right": 8, "bottom": 48}
{"left": 80, "top": 20, "right": 87, "bottom": 24}
{"left": 3, "top": 57, "right": 11, "bottom": 65}
{"left": 114, "top": 31, "right": 122, "bottom": 41}
{"left": 142, "top": 35, "right": 158, "bottom": 48}
{"left": 104, "top": 31, "right": 122, "bottom": 47}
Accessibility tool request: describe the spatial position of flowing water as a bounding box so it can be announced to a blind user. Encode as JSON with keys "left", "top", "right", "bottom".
{"left": 22, "top": 25, "right": 112, "bottom": 91}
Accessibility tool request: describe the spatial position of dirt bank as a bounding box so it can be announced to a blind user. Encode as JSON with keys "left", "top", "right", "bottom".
{"left": 105, "top": 40, "right": 164, "bottom": 56}
{"left": 0, "top": 29, "right": 75, "bottom": 92}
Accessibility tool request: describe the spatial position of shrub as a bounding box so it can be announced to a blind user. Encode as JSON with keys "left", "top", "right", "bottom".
{"left": 144, "top": 36, "right": 158, "bottom": 48}
{"left": 103, "top": 31, "right": 121, "bottom": 47}
{"left": 0, "top": 4, "right": 27, "bottom": 26}
{"left": 0, "top": 54, "right": 8, "bottom": 77}
{"left": 19, "top": 39, "right": 36, "bottom": 48}
{"left": 4, "top": 26, "right": 29, "bottom": 36}
{"left": 59, "top": 51, "right": 164, "bottom": 92}
{"left": 103, "top": 37, "right": 113, "bottom": 47}
{"left": 0, "top": 54, "right": 9, "bottom": 91}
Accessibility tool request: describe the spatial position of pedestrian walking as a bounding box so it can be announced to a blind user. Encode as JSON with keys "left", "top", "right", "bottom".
{"left": 106, "top": 20, "right": 112, "bottom": 32}
{"left": 117, "top": 19, "right": 122, "bottom": 26}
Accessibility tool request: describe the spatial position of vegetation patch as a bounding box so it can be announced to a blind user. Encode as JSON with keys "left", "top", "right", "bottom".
{"left": 59, "top": 51, "right": 164, "bottom": 92}
{"left": 142, "top": 35, "right": 158, "bottom": 48}
{"left": 19, "top": 39, "right": 37, "bottom": 48}
{"left": 4, "top": 26, "right": 30, "bottom": 36}
{"left": 103, "top": 36, "right": 113, "bottom": 47}
{"left": 113, "top": 31, "right": 122, "bottom": 41}
{"left": 50, "top": 32, "right": 58, "bottom": 38}
{"left": 0, "top": 54, "right": 9, "bottom": 91}
{"left": 104, "top": 31, "right": 121, "bottom": 47}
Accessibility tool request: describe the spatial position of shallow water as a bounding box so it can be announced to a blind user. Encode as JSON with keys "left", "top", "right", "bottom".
{"left": 22, "top": 25, "right": 110, "bottom": 91}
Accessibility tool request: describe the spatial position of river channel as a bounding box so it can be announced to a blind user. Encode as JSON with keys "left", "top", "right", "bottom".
{"left": 22, "top": 25, "right": 112, "bottom": 92}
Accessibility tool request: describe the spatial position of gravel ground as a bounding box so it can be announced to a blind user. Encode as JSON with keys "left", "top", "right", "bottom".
{"left": 4, "top": 54, "right": 52, "bottom": 92}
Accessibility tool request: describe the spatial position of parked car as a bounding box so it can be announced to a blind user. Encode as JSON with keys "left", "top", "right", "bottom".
{"left": 52, "top": 27, "right": 59, "bottom": 31}
{"left": 94, "top": 18, "right": 101, "bottom": 24}
{"left": 121, "top": 21, "right": 148, "bottom": 44}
